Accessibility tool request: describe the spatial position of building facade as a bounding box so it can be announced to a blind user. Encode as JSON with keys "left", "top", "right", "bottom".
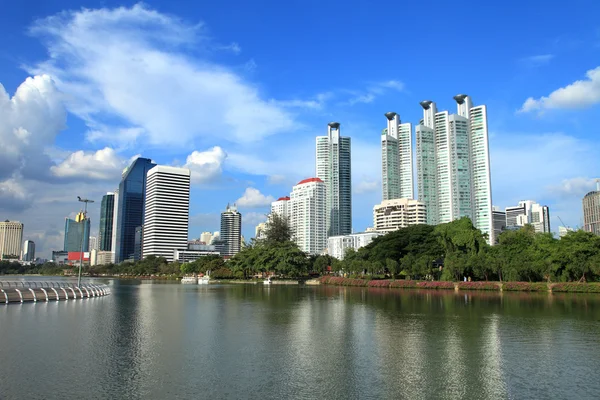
{"left": 381, "top": 112, "right": 413, "bottom": 201}
{"left": 22, "top": 240, "right": 35, "bottom": 262}
{"left": 290, "top": 178, "right": 327, "bottom": 255}
{"left": 492, "top": 207, "right": 506, "bottom": 243}
{"left": 327, "top": 231, "right": 384, "bottom": 260}
{"left": 98, "top": 192, "right": 115, "bottom": 251}
{"left": 200, "top": 231, "right": 213, "bottom": 245}
{"left": 218, "top": 204, "right": 242, "bottom": 257}
{"left": 583, "top": 188, "right": 600, "bottom": 235}
{"left": 89, "top": 236, "right": 97, "bottom": 252}
{"left": 0, "top": 221, "right": 23, "bottom": 260}
{"left": 316, "top": 122, "right": 352, "bottom": 237}
{"left": 64, "top": 213, "right": 90, "bottom": 252}
{"left": 505, "top": 200, "right": 551, "bottom": 233}
{"left": 271, "top": 196, "right": 290, "bottom": 220}
{"left": 558, "top": 226, "right": 575, "bottom": 238}
{"left": 373, "top": 198, "right": 427, "bottom": 233}
{"left": 415, "top": 95, "right": 494, "bottom": 244}
{"left": 142, "top": 166, "right": 191, "bottom": 261}
{"left": 114, "top": 157, "right": 156, "bottom": 263}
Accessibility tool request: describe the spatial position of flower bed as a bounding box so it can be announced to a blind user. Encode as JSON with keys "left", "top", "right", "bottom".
{"left": 389, "top": 280, "right": 418, "bottom": 288}
{"left": 457, "top": 281, "right": 501, "bottom": 291}
{"left": 551, "top": 283, "right": 600, "bottom": 293}
{"left": 415, "top": 281, "right": 455, "bottom": 290}
{"left": 502, "top": 282, "right": 548, "bottom": 292}
{"left": 367, "top": 280, "right": 392, "bottom": 288}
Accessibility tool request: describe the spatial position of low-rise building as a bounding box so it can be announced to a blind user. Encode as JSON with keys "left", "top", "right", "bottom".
{"left": 327, "top": 231, "right": 384, "bottom": 260}
{"left": 373, "top": 198, "right": 427, "bottom": 233}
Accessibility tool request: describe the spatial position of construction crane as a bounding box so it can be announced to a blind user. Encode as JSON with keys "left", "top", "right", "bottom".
{"left": 557, "top": 215, "right": 568, "bottom": 229}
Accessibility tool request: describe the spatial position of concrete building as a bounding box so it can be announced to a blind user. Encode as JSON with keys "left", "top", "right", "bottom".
{"left": 200, "top": 231, "right": 213, "bottom": 245}
{"left": 316, "top": 122, "right": 352, "bottom": 237}
{"left": 583, "top": 183, "right": 600, "bottom": 235}
{"left": 218, "top": 204, "right": 242, "bottom": 257}
{"left": 558, "top": 226, "right": 575, "bottom": 238}
{"left": 142, "top": 166, "right": 191, "bottom": 261}
{"left": 89, "top": 236, "right": 98, "bottom": 251}
{"left": 64, "top": 213, "right": 90, "bottom": 252}
{"left": 373, "top": 198, "right": 427, "bottom": 233}
{"left": 22, "top": 240, "right": 35, "bottom": 262}
{"left": 327, "top": 231, "right": 384, "bottom": 260}
{"left": 415, "top": 95, "right": 494, "bottom": 244}
{"left": 255, "top": 222, "right": 268, "bottom": 240}
{"left": 381, "top": 112, "right": 413, "bottom": 201}
{"left": 114, "top": 157, "right": 156, "bottom": 263}
{"left": 492, "top": 206, "right": 506, "bottom": 243}
{"left": 505, "top": 200, "right": 551, "bottom": 233}
{"left": 290, "top": 178, "right": 327, "bottom": 255}
{"left": 51, "top": 250, "right": 69, "bottom": 265}
{"left": 0, "top": 221, "right": 23, "bottom": 260}
{"left": 271, "top": 196, "right": 290, "bottom": 220}
{"left": 98, "top": 192, "right": 115, "bottom": 251}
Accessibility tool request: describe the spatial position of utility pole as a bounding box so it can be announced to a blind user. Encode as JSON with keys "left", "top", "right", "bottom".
{"left": 77, "top": 197, "right": 95, "bottom": 287}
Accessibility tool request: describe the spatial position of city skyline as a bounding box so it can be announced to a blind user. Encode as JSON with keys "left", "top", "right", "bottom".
{"left": 1, "top": 1, "right": 599, "bottom": 257}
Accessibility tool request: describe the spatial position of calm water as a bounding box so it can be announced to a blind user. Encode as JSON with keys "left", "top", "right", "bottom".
{"left": 1, "top": 279, "right": 599, "bottom": 399}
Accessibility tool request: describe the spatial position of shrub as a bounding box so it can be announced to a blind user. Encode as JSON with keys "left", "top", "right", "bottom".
{"left": 457, "top": 281, "right": 500, "bottom": 291}
{"left": 502, "top": 282, "right": 548, "bottom": 292}
{"left": 551, "top": 283, "right": 600, "bottom": 293}
{"left": 367, "top": 280, "right": 392, "bottom": 288}
{"left": 389, "top": 280, "right": 418, "bottom": 288}
{"left": 416, "top": 281, "right": 454, "bottom": 290}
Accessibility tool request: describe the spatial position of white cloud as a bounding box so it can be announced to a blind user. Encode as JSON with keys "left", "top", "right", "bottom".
{"left": 546, "top": 177, "right": 599, "bottom": 199}
{"left": 51, "top": 147, "right": 127, "bottom": 180}
{"left": 267, "top": 174, "right": 287, "bottom": 185}
{"left": 0, "top": 178, "right": 32, "bottom": 212}
{"left": 520, "top": 66, "right": 600, "bottom": 112}
{"left": 183, "top": 146, "right": 227, "bottom": 184}
{"left": 0, "top": 75, "right": 66, "bottom": 180}
{"left": 236, "top": 187, "right": 275, "bottom": 208}
{"left": 243, "top": 212, "right": 268, "bottom": 228}
{"left": 29, "top": 4, "right": 296, "bottom": 148}
{"left": 275, "top": 92, "right": 333, "bottom": 110}
{"left": 354, "top": 180, "right": 379, "bottom": 194}
{"left": 219, "top": 42, "right": 241, "bottom": 54}
{"left": 521, "top": 54, "right": 555, "bottom": 66}
{"left": 345, "top": 80, "right": 404, "bottom": 106}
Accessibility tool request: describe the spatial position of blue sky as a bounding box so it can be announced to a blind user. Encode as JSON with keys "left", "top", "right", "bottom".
{"left": 1, "top": 0, "right": 600, "bottom": 257}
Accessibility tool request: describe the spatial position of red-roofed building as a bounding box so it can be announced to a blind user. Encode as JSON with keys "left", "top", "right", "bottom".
{"left": 296, "top": 177, "right": 324, "bottom": 186}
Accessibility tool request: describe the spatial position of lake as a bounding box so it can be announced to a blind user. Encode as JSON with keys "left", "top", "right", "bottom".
{"left": 1, "top": 278, "right": 599, "bottom": 399}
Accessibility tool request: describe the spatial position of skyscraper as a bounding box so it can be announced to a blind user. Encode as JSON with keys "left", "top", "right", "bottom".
{"left": 64, "top": 212, "right": 90, "bottom": 252}
{"left": 142, "top": 166, "right": 191, "bottom": 261}
{"left": 583, "top": 182, "right": 600, "bottom": 235}
{"left": 415, "top": 95, "right": 494, "bottom": 243}
{"left": 89, "top": 236, "right": 98, "bottom": 251}
{"left": 218, "top": 204, "right": 242, "bottom": 257}
{"left": 505, "top": 200, "right": 550, "bottom": 233}
{"left": 316, "top": 122, "right": 352, "bottom": 237}
{"left": 290, "top": 178, "right": 327, "bottom": 255}
{"left": 114, "top": 157, "right": 156, "bottom": 263}
{"left": 271, "top": 196, "right": 290, "bottom": 220}
{"left": 22, "top": 240, "right": 35, "bottom": 262}
{"left": 381, "top": 112, "right": 413, "bottom": 200}
{"left": 0, "top": 221, "right": 23, "bottom": 260}
{"left": 98, "top": 192, "right": 115, "bottom": 251}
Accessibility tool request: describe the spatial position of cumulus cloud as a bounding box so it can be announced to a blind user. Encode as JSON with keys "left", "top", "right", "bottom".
{"left": 546, "top": 177, "right": 599, "bottom": 199}
{"left": 183, "top": 146, "right": 227, "bottom": 184}
{"left": 0, "top": 178, "right": 33, "bottom": 212}
{"left": 243, "top": 212, "right": 268, "bottom": 228}
{"left": 29, "top": 4, "right": 296, "bottom": 148}
{"left": 51, "top": 147, "right": 128, "bottom": 180}
{"left": 520, "top": 66, "right": 600, "bottom": 112}
{"left": 236, "top": 188, "right": 275, "bottom": 208}
{"left": 0, "top": 75, "right": 66, "bottom": 180}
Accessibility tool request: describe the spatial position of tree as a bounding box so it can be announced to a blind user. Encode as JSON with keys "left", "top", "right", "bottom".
{"left": 262, "top": 213, "right": 293, "bottom": 244}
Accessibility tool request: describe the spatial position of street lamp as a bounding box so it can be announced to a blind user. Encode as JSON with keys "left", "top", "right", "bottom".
{"left": 77, "top": 197, "right": 95, "bottom": 286}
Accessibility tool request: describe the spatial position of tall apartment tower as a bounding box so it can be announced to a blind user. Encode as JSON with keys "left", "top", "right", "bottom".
{"left": 290, "top": 178, "right": 327, "bottom": 255}
{"left": 114, "top": 157, "right": 156, "bottom": 263}
{"left": 218, "top": 204, "right": 242, "bottom": 256}
{"left": 583, "top": 181, "right": 600, "bottom": 235}
{"left": 142, "top": 166, "right": 191, "bottom": 261}
{"left": 381, "top": 112, "right": 413, "bottom": 200}
{"left": 22, "top": 240, "right": 35, "bottom": 261}
{"left": 98, "top": 192, "right": 115, "bottom": 251}
{"left": 0, "top": 221, "right": 24, "bottom": 260}
{"left": 415, "top": 95, "right": 494, "bottom": 244}
{"left": 64, "top": 212, "right": 90, "bottom": 252}
{"left": 271, "top": 196, "right": 290, "bottom": 220}
{"left": 316, "top": 122, "right": 352, "bottom": 237}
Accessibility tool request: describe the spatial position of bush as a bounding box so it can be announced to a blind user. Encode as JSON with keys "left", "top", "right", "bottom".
{"left": 502, "top": 282, "right": 548, "bottom": 292}
{"left": 389, "top": 280, "right": 418, "bottom": 288}
{"left": 457, "top": 281, "right": 500, "bottom": 291}
{"left": 416, "top": 281, "right": 455, "bottom": 290}
{"left": 367, "top": 280, "right": 392, "bottom": 288}
{"left": 551, "top": 283, "right": 600, "bottom": 293}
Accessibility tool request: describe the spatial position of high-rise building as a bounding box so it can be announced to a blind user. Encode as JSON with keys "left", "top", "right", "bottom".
{"left": 200, "top": 232, "right": 213, "bottom": 245}
{"left": 89, "top": 236, "right": 98, "bottom": 251}
{"left": 415, "top": 95, "right": 494, "bottom": 243}
{"left": 316, "top": 122, "right": 352, "bottom": 237}
{"left": 98, "top": 192, "right": 115, "bottom": 251}
{"left": 22, "top": 240, "right": 35, "bottom": 262}
{"left": 492, "top": 206, "right": 506, "bottom": 243}
{"left": 505, "top": 200, "right": 550, "bottom": 233}
{"left": 373, "top": 198, "right": 427, "bottom": 233}
{"left": 290, "top": 178, "right": 327, "bottom": 255}
{"left": 218, "top": 204, "right": 242, "bottom": 257}
{"left": 142, "top": 166, "right": 191, "bottom": 261}
{"left": 583, "top": 182, "right": 600, "bottom": 235}
{"left": 271, "top": 196, "right": 291, "bottom": 220}
{"left": 64, "top": 213, "right": 90, "bottom": 252}
{"left": 381, "top": 112, "right": 413, "bottom": 201}
{"left": 0, "top": 221, "right": 23, "bottom": 260}
{"left": 114, "top": 157, "right": 156, "bottom": 263}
